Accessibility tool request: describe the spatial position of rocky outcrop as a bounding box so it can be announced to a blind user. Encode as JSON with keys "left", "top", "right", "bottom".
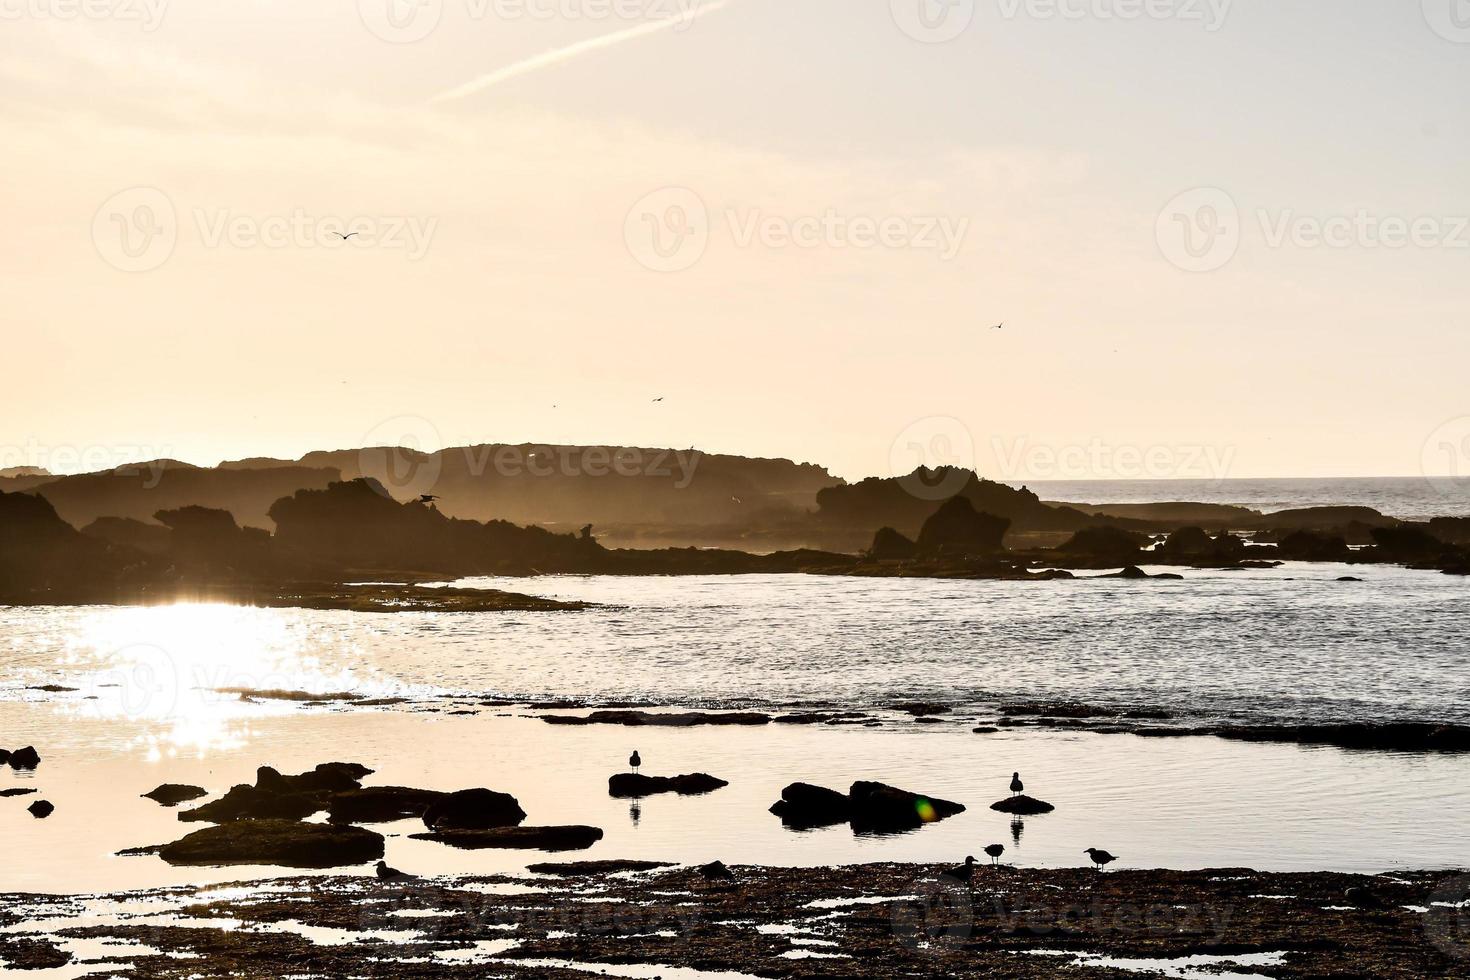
{"left": 915, "top": 497, "right": 1010, "bottom": 556}
{"left": 527, "top": 860, "right": 673, "bottom": 876}
{"left": 159, "top": 819, "right": 384, "bottom": 867}
{"left": 326, "top": 787, "right": 446, "bottom": 824}
{"left": 1161, "top": 526, "right": 1246, "bottom": 561}
{"left": 989, "top": 795, "right": 1055, "bottom": 815}
{"left": 411, "top": 825, "right": 603, "bottom": 851}
{"left": 607, "top": 772, "right": 728, "bottom": 798}
{"left": 868, "top": 526, "right": 917, "bottom": 560}
{"left": 28, "top": 800, "right": 55, "bottom": 818}
{"left": 142, "top": 784, "right": 208, "bottom": 807}
{"left": 178, "top": 785, "right": 324, "bottom": 823}
{"left": 770, "top": 780, "right": 965, "bottom": 832}
{"left": 8, "top": 746, "right": 41, "bottom": 769}
{"left": 1056, "top": 526, "right": 1149, "bottom": 561}
{"left": 1276, "top": 530, "right": 1350, "bottom": 561}
{"left": 421, "top": 788, "right": 527, "bottom": 831}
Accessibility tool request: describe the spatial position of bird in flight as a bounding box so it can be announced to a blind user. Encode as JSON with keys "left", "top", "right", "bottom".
{"left": 418, "top": 494, "right": 440, "bottom": 504}
{"left": 652, "top": 397, "right": 664, "bottom": 403}
{"left": 333, "top": 231, "right": 360, "bottom": 240}
{"left": 992, "top": 322, "right": 1004, "bottom": 330}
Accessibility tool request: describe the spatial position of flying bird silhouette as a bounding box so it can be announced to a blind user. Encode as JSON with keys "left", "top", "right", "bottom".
{"left": 333, "top": 231, "right": 359, "bottom": 240}
{"left": 418, "top": 494, "right": 439, "bottom": 504}
{"left": 992, "top": 322, "right": 1004, "bottom": 330}
{"left": 652, "top": 397, "right": 665, "bottom": 403}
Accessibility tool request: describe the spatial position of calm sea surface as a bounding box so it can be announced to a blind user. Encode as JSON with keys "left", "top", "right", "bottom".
{"left": 1, "top": 566, "right": 1467, "bottom": 890}
{"left": 1017, "top": 476, "right": 1470, "bottom": 522}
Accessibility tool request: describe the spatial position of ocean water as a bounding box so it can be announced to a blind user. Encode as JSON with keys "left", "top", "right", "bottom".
{"left": 1017, "top": 476, "right": 1470, "bottom": 522}
{"left": 0, "top": 566, "right": 1467, "bottom": 891}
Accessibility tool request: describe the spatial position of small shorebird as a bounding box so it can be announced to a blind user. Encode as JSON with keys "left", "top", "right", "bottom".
{"left": 984, "top": 843, "right": 1005, "bottom": 866}
{"left": 629, "top": 749, "right": 641, "bottom": 774}
{"left": 1010, "top": 772, "right": 1024, "bottom": 797}
{"left": 943, "top": 855, "right": 977, "bottom": 886}
{"left": 1084, "top": 848, "right": 1117, "bottom": 871}
{"left": 376, "top": 860, "right": 414, "bottom": 881}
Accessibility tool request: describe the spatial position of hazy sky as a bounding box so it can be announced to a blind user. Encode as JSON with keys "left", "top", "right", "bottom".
{"left": 3, "top": 0, "right": 1469, "bottom": 484}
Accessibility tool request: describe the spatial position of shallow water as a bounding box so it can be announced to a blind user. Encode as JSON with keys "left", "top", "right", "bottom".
{"left": 1, "top": 568, "right": 1467, "bottom": 893}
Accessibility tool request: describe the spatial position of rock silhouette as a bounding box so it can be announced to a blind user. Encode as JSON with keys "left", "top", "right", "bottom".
{"left": 608, "top": 772, "right": 728, "bottom": 798}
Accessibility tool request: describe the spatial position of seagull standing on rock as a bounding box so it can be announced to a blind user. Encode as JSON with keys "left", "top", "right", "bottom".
{"left": 984, "top": 843, "right": 1005, "bottom": 866}
{"left": 629, "top": 749, "right": 641, "bottom": 774}
{"left": 1010, "top": 772, "right": 1023, "bottom": 797}
{"left": 1084, "top": 848, "right": 1118, "bottom": 871}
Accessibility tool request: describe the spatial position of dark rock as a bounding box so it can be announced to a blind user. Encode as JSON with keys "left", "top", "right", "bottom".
{"left": 178, "top": 784, "right": 324, "bottom": 823}
{"left": 894, "top": 703, "right": 951, "bottom": 717}
{"left": 774, "top": 711, "right": 870, "bottom": 725}
{"left": 421, "top": 788, "right": 526, "bottom": 831}
{"left": 989, "top": 795, "right": 1055, "bottom": 815}
{"left": 142, "top": 784, "right": 208, "bottom": 807}
{"left": 0, "top": 787, "right": 38, "bottom": 797}
{"left": 769, "top": 782, "right": 852, "bottom": 828}
{"left": 971, "top": 726, "right": 1000, "bottom": 734}
{"left": 327, "top": 786, "right": 446, "bottom": 823}
{"left": 115, "top": 844, "right": 164, "bottom": 857}
{"left": 1209, "top": 722, "right": 1470, "bottom": 753}
{"left": 159, "top": 818, "right": 384, "bottom": 868}
{"left": 28, "top": 799, "right": 55, "bottom": 818}
{"left": 256, "top": 763, "right": 367, "bottom": 795}
{"left": 1337, "top": 576, "right": 1363, "bottom": 582}
{"left": 1276, "top": 530, "right": 1350, "bottom": 561}
{"left": 26, "top": 684, "right": 77, "bottom": 693}
{"left": 411, "top": 825, "right": 603, "bottom": 851}
{"left": 527, "top": 860, "right": 673, "bottom": 876}
{"left": 542, "top": 710, "right": 771, "bottom": 727}
{"left": 1057, "top": 526, "right": 1149, "bottom": 561}
{"left": 0, "top": 936, "right": 70, "bottom": 970}
{"left": 608, "top": 772, "right": 728, "bottom": 798}
{"left": 915, "top": 497, "right": 1009, "bottom": 556}
{"left": 848, "top": 781, "right": 966, "bottom": 832}
{"left": 1000, "top": 701, "right": 1111, "bottom": 719}
{"left": 9, "top": 745, "right": 41, "bottom": 769}
{"left": 868, "top": 526, "right": 917, "bottom": 560}
{"left": 0, "top": 749, "right": 7, "bottom": 765}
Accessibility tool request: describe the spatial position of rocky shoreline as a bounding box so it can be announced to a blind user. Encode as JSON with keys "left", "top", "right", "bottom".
{"left": 1, "top": 863, "right": 1465, "bottom": 977}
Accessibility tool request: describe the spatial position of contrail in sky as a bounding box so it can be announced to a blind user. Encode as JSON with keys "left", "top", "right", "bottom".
{"left": 429, "top": 0, "right": 737, "bottom": 104}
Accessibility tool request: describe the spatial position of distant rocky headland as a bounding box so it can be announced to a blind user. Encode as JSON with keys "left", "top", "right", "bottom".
{"left": 2, "top": 447, "right": 1468, "bottom": 605}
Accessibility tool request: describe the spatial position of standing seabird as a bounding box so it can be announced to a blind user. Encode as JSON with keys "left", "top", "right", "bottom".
{"left": 376, "top": 860, "right": 414, "bottom": 881}
{"left": 1010, "top": 772, "right": 1024, "bottom": 797}
{"left": 984, "top": 843, "right": 1005, "bottom": 866}
{"left": 1084, "top": 848, "right": 1117, "bottom": 871}
{"left": 943, "top": 855, "right": 977, "bottom": 886}
{"left": 629, "top": 749, "right": 641, "bottom": 774}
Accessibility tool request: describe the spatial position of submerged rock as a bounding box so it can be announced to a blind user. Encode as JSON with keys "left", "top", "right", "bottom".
{"left": 142, "top": 784, "right": 208, "bottom": 807}
{"left": 542, "top": 710, "right": 771, "bottom": 727}
{"left": 607, "top": 772, "right": 728, "bottom": 798}
{"left": 0, "top": 787, "right": 38, "bottom": 797}
{"left": 990, "top": 795, "right": 1056, "bottom": 815}
{"left": 159, "top": 818, "right": 384, "bottom": 868}
{"left": 411, "top": 825, "right": 603, "bottom": 851}
{"left": 28, "top": 799, "right": 54, "bottom": 818}
{"left": 255, "top": 763, "right": 368, "bottom": 795}
{"left": 527, "top": 859, "right": 673, "bottom": 876}
{"left": 327, "top": 786, "right": 446, "bottom": 824}
{"left": 421, "top": 788, "right": 526, "bottom": 831}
